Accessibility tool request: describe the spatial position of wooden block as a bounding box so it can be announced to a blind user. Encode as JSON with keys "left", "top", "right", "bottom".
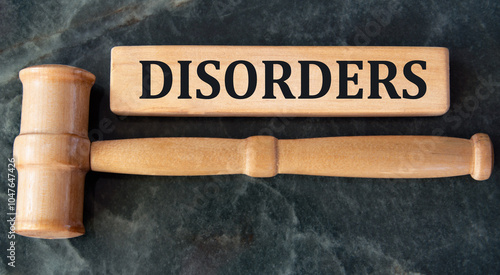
{"left": 110, "top": 46, "right": 449, "bottom": 116}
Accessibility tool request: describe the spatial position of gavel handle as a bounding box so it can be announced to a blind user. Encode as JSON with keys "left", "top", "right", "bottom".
{"left": 91, "top": 134, "right": 493, "bottom": 180}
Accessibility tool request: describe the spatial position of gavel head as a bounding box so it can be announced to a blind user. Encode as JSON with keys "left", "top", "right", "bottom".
{"left": 14, "top": 65, "right": 95, "bottom": 239}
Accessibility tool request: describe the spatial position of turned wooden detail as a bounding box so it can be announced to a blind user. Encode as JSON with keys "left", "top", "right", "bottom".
{"left": 14, "top": 65, "right": 94, "bottom": 238}
{"left": 91, "top": 135, "right": 492, "bottom": 180}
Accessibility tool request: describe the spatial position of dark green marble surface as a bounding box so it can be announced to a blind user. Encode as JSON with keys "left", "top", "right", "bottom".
{"left": 0, "top": 0, "right": 499, "bottom": 274}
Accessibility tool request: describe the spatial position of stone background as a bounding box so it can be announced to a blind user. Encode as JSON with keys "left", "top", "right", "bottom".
{"left": 0, "top": 0, "right": 498, "bottom": 274}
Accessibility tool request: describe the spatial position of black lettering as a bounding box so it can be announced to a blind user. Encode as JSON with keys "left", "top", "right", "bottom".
{"left": 139, "top": 61, "right": 172, "bottom": 99}
{"left": 225, "top": 61, "right": 257, "bottom": 99}
{"left": 178, "top": 61, "right": 192, "bottom": 99}
{"left": 368, "top": 61, "right": 400, "bottom": 99}
{"left": 337, "top": 61, "right": 363, "bottom": 98}
{"left": 403, "top": 60, "right": 427, "bottom": 99}
{"left": 196, "top": 61, "right": 221, "bottom": 99}
{"left": 298, "top": 61, "right": 331, "bottom": 99}
{"left": 262, "top": 61, "right": 295, "bottom": 99}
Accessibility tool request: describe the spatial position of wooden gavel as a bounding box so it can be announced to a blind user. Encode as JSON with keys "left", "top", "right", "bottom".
{"left": 14, "top": 65, "right": 493, "bottom": 239}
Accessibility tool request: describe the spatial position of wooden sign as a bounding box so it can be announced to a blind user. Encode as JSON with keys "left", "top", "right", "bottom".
{"left": 110, "top": 46, "right": 449, "bottom": 116}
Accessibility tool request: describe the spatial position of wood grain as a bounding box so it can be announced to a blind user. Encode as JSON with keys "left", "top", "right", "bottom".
{"left": 14, "top": 65, "right": 94, "bottom": 239}
{"left": 91, "top": 134, "right": 492, "bottom": 180}
{"left": 111, "top": 46, "right": 449, "bottom": 116}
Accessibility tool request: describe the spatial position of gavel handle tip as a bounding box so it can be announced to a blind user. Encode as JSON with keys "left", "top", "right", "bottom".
{"left": 470, "top": 133, "right": 494, "bottom": 181}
